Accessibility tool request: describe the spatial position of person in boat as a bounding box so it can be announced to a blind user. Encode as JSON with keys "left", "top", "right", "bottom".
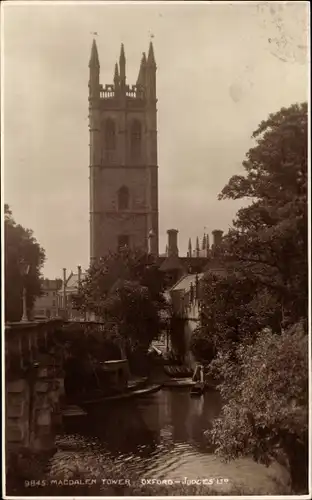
{"left": 192, "top": 364, "right": 204, "bottom": 383}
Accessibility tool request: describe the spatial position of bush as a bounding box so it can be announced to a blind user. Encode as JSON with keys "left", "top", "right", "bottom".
{"left": 208, "top": 322, "right": 308, "bottom": 493}
{"left": 190, "top": 326, "right": 215, "bottom": 363}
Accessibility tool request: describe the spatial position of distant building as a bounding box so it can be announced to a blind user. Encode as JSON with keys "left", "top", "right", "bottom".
{"left": 157, "top": 228, "right": 224, "bottom": 286}
{"left": 157, "top": 228, "right": 226, "bottom": 367}
{"left": 33, "top": 279, "right": 62, "bottom": 319}
{"left": 57, "top": 266, "right": 86, "bottom": 320}
{"left": 169, "top": 273, "right": 204, "bottom": 368}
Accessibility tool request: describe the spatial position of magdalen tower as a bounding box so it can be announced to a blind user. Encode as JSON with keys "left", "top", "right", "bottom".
{"left": 88, "top": 39, "right": 159, "bottom": 261}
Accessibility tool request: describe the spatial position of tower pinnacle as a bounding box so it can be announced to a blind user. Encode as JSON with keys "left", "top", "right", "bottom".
{"left": 147, "top": 41, "right": 156, "bottom": 67}
{"left": 137, "top": 52, "right": 147, "bottom": 86}
{"left": 89, "top": 39, "right": 100, "bottom": 68}
{"left": 114, "top": 62, "right": 119, "bottom": 86}
{"left": 119, "top": 43, "right": 126, "bottom": 84}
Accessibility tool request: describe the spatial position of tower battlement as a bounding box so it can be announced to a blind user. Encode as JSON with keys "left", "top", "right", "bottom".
{"left": 99, "top": 83, "right": 145, "bottom": 101}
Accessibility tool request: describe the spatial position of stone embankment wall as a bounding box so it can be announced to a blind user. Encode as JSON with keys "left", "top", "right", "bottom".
{"left": 5, "top": 321, "right": 65, "bottom": 471}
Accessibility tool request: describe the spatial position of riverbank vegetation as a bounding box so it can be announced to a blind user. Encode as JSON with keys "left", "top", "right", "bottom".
{"left": 73, "top": 249, "right": 169, "bottom": 374}
{"left": 4, "top": 204, "right": 45, "bottom": 322}
{"left": 191, "top": 103, "right": 308, "bottom": 493}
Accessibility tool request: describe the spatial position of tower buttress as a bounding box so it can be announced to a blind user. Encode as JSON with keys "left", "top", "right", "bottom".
{"left": 89, "top": 39, "right": 101, "bottom": 262}
{"left": 145, "top": 41, "right": 158, "bottom": 255}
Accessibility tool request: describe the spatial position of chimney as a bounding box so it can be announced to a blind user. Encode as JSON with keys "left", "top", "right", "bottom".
{"left": 62, "top": 268, "right": 67, "bottom": 310}
{"left": 167, "top": 229, "right": 179, "bottom": 257}
{"left": 196, "top": 236, "right": 200, "bottom": 258}
{"left": 77, "top": 265, "right": 82, "bottom": 288}
{"left": 187, "top": 238, "right": 192, "bottom": 258}
{"left": 212, "top": 229, "right": 223, "bottom": 247}
{"left": 148, "top": 229, "right": 155, "bottom": 255}
{"left": 206, "top": 233, "right": 210, "bottom": 257}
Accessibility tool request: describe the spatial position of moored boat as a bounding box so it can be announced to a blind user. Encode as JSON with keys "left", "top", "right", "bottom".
{"left": 163, "top": 377, "right": 196, "bottom": 389}
{"left": 190, "top": 382, "right": 205, "bottom": 396}
{"left": 62, "top": 404, "right": 87, "bottom": 418}
{"left": 81, "top": 383, "right": 163, "bottom": 407}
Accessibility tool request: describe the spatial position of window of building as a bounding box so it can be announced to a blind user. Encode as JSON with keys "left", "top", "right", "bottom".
{"left": 105, "top": 118, "right": 116, "bottom": 150}
{"left": 118, "top": 185, "right": 129, "bottom": 210}
{"left": 52, "top": 300, "right": 56, "bottom": 307}
{"left": 118, "top": 235, "right": 130, "bottom": 250}
{"left": 130, "top": 119, "right": 142, "bottom": 160}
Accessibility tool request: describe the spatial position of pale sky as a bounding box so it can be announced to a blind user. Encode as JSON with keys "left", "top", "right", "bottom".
{"left": 3, "top": 1, "right": 309, "bottom": 278}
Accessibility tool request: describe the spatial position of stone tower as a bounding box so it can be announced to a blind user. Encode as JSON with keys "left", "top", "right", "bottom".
{"left": 89, "top": 40, "right": 159, "bottom": 262}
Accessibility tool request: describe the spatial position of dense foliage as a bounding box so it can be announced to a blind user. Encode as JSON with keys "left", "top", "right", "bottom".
{"left": 189, "top": 326, "right": 215, "bottom": 364}
{"left": 220, "top": 102, "right": 308, "bottom": 324}
{"left": 73, "top": 248, "right": 168, "bottom": 360}
{"left": 5, "top": 204, "right": 45, "bottom": 322}
{"left": 209, "top": 322, "right": 308, "bottom": 493}
{"left": 192, "top": 102, "right": 308, "bottom": 356}
{"left": 192, "top": 103, "right": 308, "bottom": 492}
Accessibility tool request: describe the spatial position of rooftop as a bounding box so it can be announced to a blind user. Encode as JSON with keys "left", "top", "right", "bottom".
{"left": 57, "top": 272, "right": 86, "bottom": 294}
{"left": 170, "top": 273, "right": 204, "bottom": 293}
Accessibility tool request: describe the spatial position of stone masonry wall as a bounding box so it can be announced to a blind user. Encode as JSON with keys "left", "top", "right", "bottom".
{"left": 6, "top": 363, "right": 65, "bottom": 458}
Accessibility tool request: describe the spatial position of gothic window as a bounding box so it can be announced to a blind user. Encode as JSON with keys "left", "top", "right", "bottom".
{"left": 105, "top": 118, "right": 116, "bottom": 150}
{"left": 118, "top": 186, "right": 129, "bottom": 210}
{"left": 118, "top": 235, "right": 130, "bottom": 251}
{"left": 130, "top": 119, "right": 142, "bottom": 160}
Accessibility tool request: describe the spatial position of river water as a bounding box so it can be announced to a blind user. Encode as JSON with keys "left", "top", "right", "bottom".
{"left": 47, "top": 388, "right": 289, "bottom": 495}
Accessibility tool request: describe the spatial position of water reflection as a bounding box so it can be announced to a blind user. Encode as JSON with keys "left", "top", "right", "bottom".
{"left": 65, "top": 400, "right": 161, "bottom": 456}
{"left": 61, "top": 389, "right": 222, "bottom": 477}
{"left": 54, "top": 388, "right": 288, "bottom": 493}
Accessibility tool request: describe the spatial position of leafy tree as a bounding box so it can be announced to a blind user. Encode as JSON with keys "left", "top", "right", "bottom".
{"left": 73, "top": 248, "right": 165, "bottom": 314}
{"left": 195, "top": 103, "right": 308, "bottom": 353}
{"left": 189, "top": 326, "right": 215, "bottom": 364}
{"left": 102, "top": 280, "right": 163, "bottom": 350}
{"left": 197, "top": 103, "right": 308, "bottom": 494}
{"left": 208, "top": 322, "right": 308, "bottom": 493}
{"left": 218, "top": 102, "right": 308, "bottom": 326}
{"left": 5, "top": 204, "right": 45, "bottom": 322}
{"left": 196, "top": 270, "right": 285, "bottom": 356}
{"left": 73, "top": 248, "right": 168, "bottom": 361}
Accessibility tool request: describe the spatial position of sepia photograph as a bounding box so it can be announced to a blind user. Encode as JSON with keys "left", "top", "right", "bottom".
{"left": 1, "top": 0, "right": 310, "bottom": 498}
